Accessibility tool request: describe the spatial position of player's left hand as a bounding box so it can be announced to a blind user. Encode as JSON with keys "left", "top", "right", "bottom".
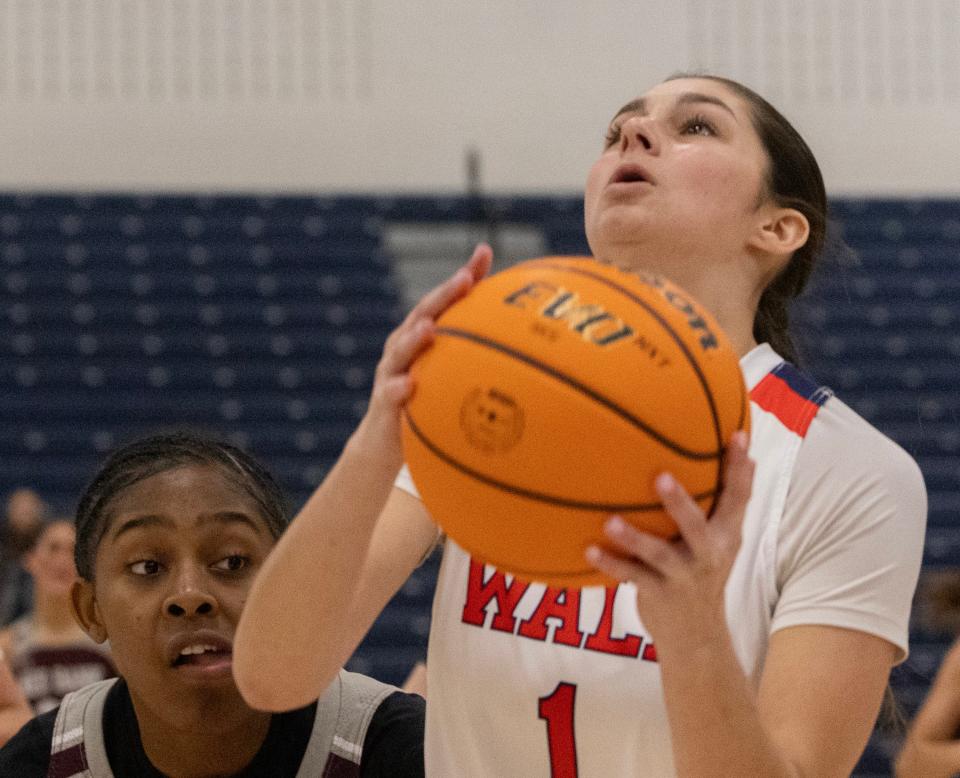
{"left": 585, "top": 431, "right": 754, "bottom": 650}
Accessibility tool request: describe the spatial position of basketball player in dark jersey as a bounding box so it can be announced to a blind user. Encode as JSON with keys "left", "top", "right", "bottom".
{"left": 0, "top": 433, "right": 425, "bottom": 777}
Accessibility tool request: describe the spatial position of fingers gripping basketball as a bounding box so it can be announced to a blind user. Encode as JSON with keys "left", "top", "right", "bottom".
{"left": 401, "top": 257, "right": 749, "bottom": 588}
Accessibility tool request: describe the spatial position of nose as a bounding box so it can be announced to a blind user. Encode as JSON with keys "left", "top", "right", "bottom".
{"left": 619, "top": 114, "right": 658, "bottom": 155}
{"left": 163, "top": 567, "right": 219, "bottom": 618}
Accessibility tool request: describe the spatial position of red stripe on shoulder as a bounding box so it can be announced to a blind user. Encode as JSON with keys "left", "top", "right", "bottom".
{"left": 750, "top": 371, "right": 827, "bottom": 437}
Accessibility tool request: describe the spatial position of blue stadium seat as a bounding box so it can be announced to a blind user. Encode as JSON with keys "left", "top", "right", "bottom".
{"left": 2, "top": 191, "right": 958, "bottom": 739}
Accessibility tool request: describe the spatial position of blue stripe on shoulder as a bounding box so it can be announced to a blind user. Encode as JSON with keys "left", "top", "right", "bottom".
{"left": 770, "top": 362, "right": 831, "bottom": 406}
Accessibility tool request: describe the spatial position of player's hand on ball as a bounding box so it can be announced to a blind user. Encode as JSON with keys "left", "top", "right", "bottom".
{"left": 356, "top": 243, "right": 494, "bottom": 458}
{"left": 585, "top": 432, "right": 754, "bottom": 647}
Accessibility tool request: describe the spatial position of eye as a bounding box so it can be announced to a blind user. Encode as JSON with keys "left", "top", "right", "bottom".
{"left": 129, "top": 559, "right": 163, "bottom": 576}
{"left": 603, "top": 124, "right": 622, "bottom": 148}
{"left": 680, "top": 114, "right": 717, "bottom": 137}
{"left": 213, "top": 554, "right": 249, "bottom": 573}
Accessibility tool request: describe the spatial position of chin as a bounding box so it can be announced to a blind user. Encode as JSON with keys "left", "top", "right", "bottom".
{"left": 587, "top": 216, "right": 655, "bottom": 259}
{"left": 172, "top": 684, "right": 257, "bottom": 726}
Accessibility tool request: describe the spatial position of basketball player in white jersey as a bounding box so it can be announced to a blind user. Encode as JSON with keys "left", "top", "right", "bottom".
{"left": 235, "top": 74, "right": 927, "bottom": 777}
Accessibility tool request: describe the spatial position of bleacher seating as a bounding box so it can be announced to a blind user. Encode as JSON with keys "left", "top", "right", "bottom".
{"left": 0, "top": 193, "right": 957, "bottom": 774}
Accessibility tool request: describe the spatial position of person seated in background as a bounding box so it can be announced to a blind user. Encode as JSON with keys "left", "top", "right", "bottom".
{"left": 0, "top": 432, "right": 425, "bottom": 778}
{"left": 0, "top": 649, "right": 32, "bottom": 748}
{"left": 0, "top": 519, "right": 116, "bottom": 714}
{"left": 0, "top": 488, "right": 47, "bottom": 626}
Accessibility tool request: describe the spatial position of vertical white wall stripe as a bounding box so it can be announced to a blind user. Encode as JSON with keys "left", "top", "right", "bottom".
{"left": 683, "top": 0, "right": 960, "bottom": 106}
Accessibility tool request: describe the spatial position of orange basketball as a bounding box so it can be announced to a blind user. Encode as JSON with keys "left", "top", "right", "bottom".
{"left": 401, "top": 256, "right": 749, "bottom": 588}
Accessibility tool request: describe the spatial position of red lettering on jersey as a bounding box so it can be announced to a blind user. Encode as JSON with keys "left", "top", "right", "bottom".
{"left": 461, "top": 559, "right": 530, "bottom": 633}
{"left": 583, "top": 587, "right": 642, "bottom": 657}
{"left": 641, "top": 642, "right": 658, "bottom": 663}
{"left": 517, "top": 587, "right": 584, "bottom": 647}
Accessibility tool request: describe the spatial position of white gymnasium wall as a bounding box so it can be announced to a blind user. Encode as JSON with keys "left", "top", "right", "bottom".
{"left": 0, "top": 0, "right": 958, "bottom": 196}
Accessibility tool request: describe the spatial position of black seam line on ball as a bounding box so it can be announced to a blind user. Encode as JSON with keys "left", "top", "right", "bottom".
{"left": 512, "top": 258, "right": 730, "bottom": 519}
{"left": 403, "top": 410, "right": 719, "bottom": 512}
{"left": 434, "top": 326, "right": 720, "bottom": 462}
{"left": 528, "top": 261, "right": 724, "bottom": 457}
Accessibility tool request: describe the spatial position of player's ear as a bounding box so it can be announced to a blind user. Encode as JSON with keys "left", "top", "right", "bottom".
{"left": 749, "top": 205, "right": 809, "bottom": 257}
{"left": 72, "top": 579, "right": 108, "bottom": 644}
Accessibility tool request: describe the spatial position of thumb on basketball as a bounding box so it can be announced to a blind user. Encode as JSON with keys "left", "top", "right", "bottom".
{"left": 408, "top": 243, "right": 493, "bottom": 323}
{"left": 382, "top": 243, "right": 494, "bottom": 382}
{"left": 360, "top": 245, "right": 496, "bottom": 450}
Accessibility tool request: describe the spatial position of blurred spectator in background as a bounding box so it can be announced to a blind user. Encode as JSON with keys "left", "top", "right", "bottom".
{"left": 0, "top": 519, "right": 115, "bottom": 714}
{"left": 0, "top": 649, "right": 32, "bottom": 748}
{"left": 0, "top": 488, "right": 47, "bottom": 625}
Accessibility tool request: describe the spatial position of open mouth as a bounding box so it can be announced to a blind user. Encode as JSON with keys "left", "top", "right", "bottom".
{"left": 166, "top": 631, "right": 234, "bottom": 675}
{"left": 172, "top": 644, "right": 233, "bottom": 668}
{"left": 610, "top": 164, "right": 652, "bottom": 185}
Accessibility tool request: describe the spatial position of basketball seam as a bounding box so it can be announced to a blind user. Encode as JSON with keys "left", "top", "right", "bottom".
{"left": 404, "top": 410, "right": 718, "bottom": 512}
{"left": 526, "top": 260, "right": 732, "bottom": 515}
{"left": 434, "top": 326, "right": 722, "bottom": 461}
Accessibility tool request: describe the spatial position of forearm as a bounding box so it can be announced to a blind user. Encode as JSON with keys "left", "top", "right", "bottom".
{"left": 234, "top": 430, "right": 399, "bottom": 710}
{"left": 234, "top": 246, "right": 492, "bottom": 711}
{"left": 658, "top": 633, "right": 799, "bottom": 778}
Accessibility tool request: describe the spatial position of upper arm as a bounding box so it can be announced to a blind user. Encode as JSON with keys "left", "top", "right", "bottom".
{"left": 345, "top": 487, "right": 438, "bottom": 646}
{"left": 774, "top": 403, "right": 927, "bottom": 663}
{"left": 757, "top": 624, "right": 897, "bottom": 778}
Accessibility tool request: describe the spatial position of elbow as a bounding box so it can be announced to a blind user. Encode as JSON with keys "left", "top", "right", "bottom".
{"left": 232, "top": 641, "right": 324, "bottom": 712}
{"left": 233, "top": 655, "right": 320, "bottom": 712}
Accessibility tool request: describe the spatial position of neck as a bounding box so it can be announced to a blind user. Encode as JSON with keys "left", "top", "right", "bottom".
{"left": 705, "top": 296, "right": 759, "bottom": 358}
{"left": 607, "top": 246, "right": 763, "bottom": 358}
{"left": 132, "top": 687, "right": 273, "bottom": 777}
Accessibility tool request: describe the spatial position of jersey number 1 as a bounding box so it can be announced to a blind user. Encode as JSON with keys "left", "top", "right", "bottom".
{"left": 538, "top": 682, "right": 579, "bottom": 777}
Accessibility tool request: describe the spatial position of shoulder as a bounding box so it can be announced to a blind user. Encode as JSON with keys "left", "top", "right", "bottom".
{"left": 0, "top": 707, "right": 57, "bottom": 777}
{"left": 777, "top": 390, "right": 927, "bottom": 584}
{"left": 369, "top": 689, "right": 425, "bottom": 730}
{"left": 798, "top": 393, "right": 926, "bottom": 510}
{"left": 360, "top": 690, "right": 425, "bottom": 777}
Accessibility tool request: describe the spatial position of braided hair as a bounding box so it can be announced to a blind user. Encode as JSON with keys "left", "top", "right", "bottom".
{"left": 74, "top": 431, "right": 288, "bottom": 580}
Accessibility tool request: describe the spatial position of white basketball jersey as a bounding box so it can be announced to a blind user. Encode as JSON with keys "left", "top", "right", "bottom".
{"left": 420, "top": 344, "right": 835, "bottom": 777}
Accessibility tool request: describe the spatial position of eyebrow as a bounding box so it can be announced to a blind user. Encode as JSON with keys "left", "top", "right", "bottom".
{"left": 110, "top": 511, "right": 264, "bottom": 541}
{"left": 611, "top": 92, "right": 738, "bottom": 123}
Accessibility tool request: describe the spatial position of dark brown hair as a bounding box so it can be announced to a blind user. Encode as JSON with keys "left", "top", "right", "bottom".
{"left": 668, "top": 74, "right": 827, "bottom": 364}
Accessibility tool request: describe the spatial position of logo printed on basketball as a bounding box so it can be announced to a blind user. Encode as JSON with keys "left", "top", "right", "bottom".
{"left": 504, "top": 283, "right": 635, "bottom": 347}
{"left": 631, "top": 270, "right": 720, "bottom": 351}
{"left": 460, "top": 387, "right": 525, "bottom": 454}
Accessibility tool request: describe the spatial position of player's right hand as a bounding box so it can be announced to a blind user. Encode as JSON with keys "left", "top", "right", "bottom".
{"left": 354, "top": 243, "right": 494, "bottom": 463}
